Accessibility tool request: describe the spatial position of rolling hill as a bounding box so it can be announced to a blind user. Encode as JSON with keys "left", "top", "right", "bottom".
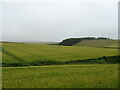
{"left": 1, "top": 41, "right": 118, "bottom": 66}
{"left": 74, "top": 40, "right": 118, "bottom": 48}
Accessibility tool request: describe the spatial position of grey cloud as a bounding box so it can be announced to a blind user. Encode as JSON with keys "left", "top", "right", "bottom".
{"left": 1, "top": 1, "right": 118, "bottom": 42}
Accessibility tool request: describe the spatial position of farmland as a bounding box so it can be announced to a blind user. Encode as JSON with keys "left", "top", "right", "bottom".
{"left": 2, "top": 42, "right": 118, "bottom": 66}
{"left": 2, "top": 64, "right": 118, "bottom": 88}
{"left": 74, "top": 40, "right": 118, "bottom": 48}
{"left": 1, "top": 40, "right": 119, "bottom": 88}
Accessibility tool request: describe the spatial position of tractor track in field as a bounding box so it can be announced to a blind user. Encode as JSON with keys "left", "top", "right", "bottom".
{"left": 2, "top": 48, "right": 27, "bottom": 63}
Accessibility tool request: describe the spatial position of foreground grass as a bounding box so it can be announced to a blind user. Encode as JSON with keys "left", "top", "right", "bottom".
{"left": 2, "top": 64, "right": 118, "bottom": 88}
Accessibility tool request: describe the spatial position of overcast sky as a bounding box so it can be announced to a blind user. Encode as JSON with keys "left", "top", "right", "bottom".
{"left": 0, "top": 0, "right": 119, "bottom": 42}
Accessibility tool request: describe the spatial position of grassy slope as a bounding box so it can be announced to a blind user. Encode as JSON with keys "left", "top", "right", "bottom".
{"left": 2, "top": 42, "right": 117, "bottom": 64}
{"left": 74, "top": 40, "right": 118, "bottom": 47}
{"left": 2, "top": 64, "right": 118, "bottom": 88}
{"left": 104, "top": 43, "right": 118, "bottom": 48}
{"left": 2, "top": 42, "right": 119, "bottom": 88}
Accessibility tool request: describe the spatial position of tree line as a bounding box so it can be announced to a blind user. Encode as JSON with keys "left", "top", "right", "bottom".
{"left": 59, "top": 37, "right": 111, "bottom": 46}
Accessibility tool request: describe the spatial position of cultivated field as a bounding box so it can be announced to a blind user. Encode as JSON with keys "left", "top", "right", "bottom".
{"left": 74, "top": 40, "right": 118, "bottom": 48}
{"left": 1, "top": 40, "right": 119, "bottom": 88}
{"left": 2, "top": 42, "right": 118, "bottom": 65}
{"left": 2, "top": 64, "right": 118, "bottom": 88}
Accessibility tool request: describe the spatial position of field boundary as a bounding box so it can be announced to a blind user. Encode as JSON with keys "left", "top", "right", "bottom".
{"left": 2, "top": 55, "right": 120, "bottom": 67}
{"left": 101, "top": 47, "right": 119, "bottom": 49}
{"left": 65, "top": 56, "right": 120, "bottom": 64}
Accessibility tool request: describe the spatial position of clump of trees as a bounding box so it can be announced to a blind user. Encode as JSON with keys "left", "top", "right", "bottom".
{"left": 59, "top": 37, "right": 110, "bottom": 46}
{"left": 96, "top": 37, "right": 110, "bottom": 40}
{"left": 81, "top": 37, "right": 96, "bottom": 40}
{"left": 59, "top": 38, "right": 81, "bottom": 46}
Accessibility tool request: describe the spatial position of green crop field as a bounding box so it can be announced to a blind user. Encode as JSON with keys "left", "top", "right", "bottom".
{"left": 2, "top": 64, "right": 118, "bottom": 88}
{"left": 1, "top": 41, "right": 119, "bottom": 88}
{"left": 104, "top": 43, "right": 118, "bottom": 48}
{"left": 2, "top": 42, "right": 118, "bottom": 65}
{"left": 74, "top": 40, "right": 118, "bottom": 47}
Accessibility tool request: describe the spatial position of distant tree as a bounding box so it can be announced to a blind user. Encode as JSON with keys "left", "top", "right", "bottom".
{"left": 107, "top": 38, "right": 111, "bottom": 40}
{"left": 97, "top": 37, "right": 109, "bottom": 40}
{"left": 81, "top": 37, "right": 96, "bottom": 40}
{"left": 59, "top": 37, "right": 110, "bottom": 46}
{"left": 59, "top": 38, "right": 81, "bottom": 46}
